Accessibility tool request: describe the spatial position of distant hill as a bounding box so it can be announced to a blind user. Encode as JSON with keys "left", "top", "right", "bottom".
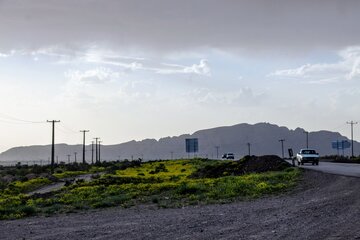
{"left": 0, "top": 122, "right": 357, "bottom": 163}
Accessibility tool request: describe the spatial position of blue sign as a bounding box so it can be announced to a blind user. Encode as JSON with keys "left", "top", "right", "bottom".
{"left": 332, "top": 140, "right": 351, "bottom": 149}
{"left": 186, "top": 138, "right": 199, "bottom": 153}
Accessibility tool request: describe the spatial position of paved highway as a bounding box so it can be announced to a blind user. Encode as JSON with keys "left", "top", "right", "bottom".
{"left": 287, "top": 160, "right": 360, "bottom": 177}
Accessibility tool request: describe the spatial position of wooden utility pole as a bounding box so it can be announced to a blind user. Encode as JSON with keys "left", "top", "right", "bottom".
{"left": 98, "top": 140, "right": 102, "bottom": 163}
{"left": 215, "top": 146, "right": 220, "bottom": 159}
{"left": 279, "top": 139, "right": 285, "bottom": 159}
{"left": 247, "top": 142, "right": 251, "bottom": 156}
{"left": 303, "top": 131, "right": 309, "bottom": 148}
{"left": 80, "top": 130, "right": 90, "bottom": 164}
{"left": 91, "top": 141, "right": 94, "bottom": 164}
{"left": 93, "top": 138, "right": 99, "bottom": 163}
{"left": 47, "top": 120, "right": 60, "bottom": 173}
{"left": 347, "top": 121, "right": 358, "bottom": 157}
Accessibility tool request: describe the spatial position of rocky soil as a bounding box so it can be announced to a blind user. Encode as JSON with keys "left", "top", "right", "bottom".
{"left": 1, "top": 169, "right": 359, "bottom": 240}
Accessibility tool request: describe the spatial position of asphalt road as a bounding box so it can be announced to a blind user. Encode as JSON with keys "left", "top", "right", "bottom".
{"left": 287, "top": 160, "right": 360, "bottom": 177}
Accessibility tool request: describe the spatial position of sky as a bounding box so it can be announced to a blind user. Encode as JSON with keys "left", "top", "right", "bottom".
{"left": 1, "top": 0, "right": 360, "bottom": 153}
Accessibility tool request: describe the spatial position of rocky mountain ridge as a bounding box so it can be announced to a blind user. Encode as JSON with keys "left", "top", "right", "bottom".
{"left": 0, "top": 122, "right": 356, "bottom": 163}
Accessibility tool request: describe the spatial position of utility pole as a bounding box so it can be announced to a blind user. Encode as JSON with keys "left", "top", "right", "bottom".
{"left": 98, "top": 140, "right": 102, "bottom": 163}
{"left": 91, "top": 141, "right": 94, "bottom": 164}
{"left": 347, "top": 121, "right": 358, "bottom": 157}
{"left": 47, "top": 120, "right": 60, "bottom": 173}
{"left": 247, "top": 142, "right": 251, "bottom": 156}
{"left": 94, "top": 137, "right": 99, "bottom": 163}
{"left": 80, "top": 130, "right": 90, "bottom": 164}
{"left": 304, "top": 131, "right": 309, "bottom": 148}
{"left": 279, "top": 139, "right": 285, "bottom": 159}
{"left": 67, "top": 154, "right": 71, "bottom": 164}
{"left": 215, "top": 146, "right": 220, "bottom": 159}
{"left": 74, "top": 152, "right": 77, "bottom": 163}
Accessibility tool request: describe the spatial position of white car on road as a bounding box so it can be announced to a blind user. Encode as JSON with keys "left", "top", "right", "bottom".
{"left": 296, "top": 149, "right": 319, "bottom": 166}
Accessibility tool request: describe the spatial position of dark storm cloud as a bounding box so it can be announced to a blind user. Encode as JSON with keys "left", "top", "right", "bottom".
{"left": 0, "top": 0, "right": 359, "bottom": 53}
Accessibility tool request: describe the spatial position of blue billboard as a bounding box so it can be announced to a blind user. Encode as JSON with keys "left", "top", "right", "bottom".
{"left": 186, "top": 138, "right": 199, "bottom": 153}
{"left": 332, "top": 140, "right": 351, "bottom": 150}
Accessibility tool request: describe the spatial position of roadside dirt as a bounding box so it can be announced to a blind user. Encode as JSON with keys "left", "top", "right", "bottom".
{"left": 1, "top": 170, "right": 359, "bottom": 240}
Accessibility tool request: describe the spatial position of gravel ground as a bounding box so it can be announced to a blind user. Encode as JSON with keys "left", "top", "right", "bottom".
{"left": 1, "top": 170, "right": 360, "bottom": 240}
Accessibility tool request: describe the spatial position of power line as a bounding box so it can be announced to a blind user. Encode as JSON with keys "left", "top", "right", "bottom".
{"left": 55, "top": 125, "right": 75, "bottom": 135}
{"left": 61, "top": 124, "right": 78, "bottom": 134}
{"left": 0, "top": 112, "right": 46, "bottom": 124}
{"left": 0, "top": 117, "right": 46, "bottom": 125}
{"left": 55, "top": 124, "right": 78, "bottom": 135}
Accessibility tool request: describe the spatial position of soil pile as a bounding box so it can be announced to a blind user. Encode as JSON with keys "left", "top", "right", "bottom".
{"left": 190, "top": 155, "right": 291, "bottom": 178}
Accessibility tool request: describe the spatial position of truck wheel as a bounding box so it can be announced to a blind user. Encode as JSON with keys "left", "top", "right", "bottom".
{"left": 316, "top": 161, "right": 319, "bottom": 165}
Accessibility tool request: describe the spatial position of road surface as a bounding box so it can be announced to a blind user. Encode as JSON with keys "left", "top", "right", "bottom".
{"left": 29, "top": 173, "right": 99, "bottom": 195}
{"left": 287, "top": 160, "right": 360, "bottom": 177}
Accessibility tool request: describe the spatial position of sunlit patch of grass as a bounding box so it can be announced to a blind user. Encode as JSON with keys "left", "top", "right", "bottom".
{"left": 53, "top": 171, "right": 88, "bottom": 179}
{"left": 115, "top": 160, "right": 196, "bottom": 181}
{"left": 7, "top": 178, "right": 52, "bottom": 194}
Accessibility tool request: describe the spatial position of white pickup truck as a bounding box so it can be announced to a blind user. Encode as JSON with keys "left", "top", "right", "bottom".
{"left": 296, "top": 149, "right": 319, "bottom": 166}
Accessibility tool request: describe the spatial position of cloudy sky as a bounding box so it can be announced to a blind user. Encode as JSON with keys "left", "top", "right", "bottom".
{"left": 0, "top": 0, "right": 360, "bottom": 152}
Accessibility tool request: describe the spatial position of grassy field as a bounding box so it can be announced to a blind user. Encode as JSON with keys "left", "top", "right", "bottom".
{"left": 0, "top": 158, "right": 301, "bottom": 220}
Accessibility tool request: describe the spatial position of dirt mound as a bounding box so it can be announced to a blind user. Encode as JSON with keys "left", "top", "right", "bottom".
{"left": 190, "top": 155, "right": 291, "bottom": 178}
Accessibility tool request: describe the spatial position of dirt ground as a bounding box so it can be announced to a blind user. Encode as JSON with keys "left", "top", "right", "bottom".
{"left": 1, "top": 170, "right": 360, "bottom": 240}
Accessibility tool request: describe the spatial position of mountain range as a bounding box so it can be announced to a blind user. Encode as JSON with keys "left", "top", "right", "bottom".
{"left": 0, "top": 122, "right": 357, "bottom": 164}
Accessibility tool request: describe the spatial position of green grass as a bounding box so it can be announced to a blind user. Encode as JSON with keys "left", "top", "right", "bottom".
{"left": 0, "top": 158, "right": 301, "bottom": 220}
